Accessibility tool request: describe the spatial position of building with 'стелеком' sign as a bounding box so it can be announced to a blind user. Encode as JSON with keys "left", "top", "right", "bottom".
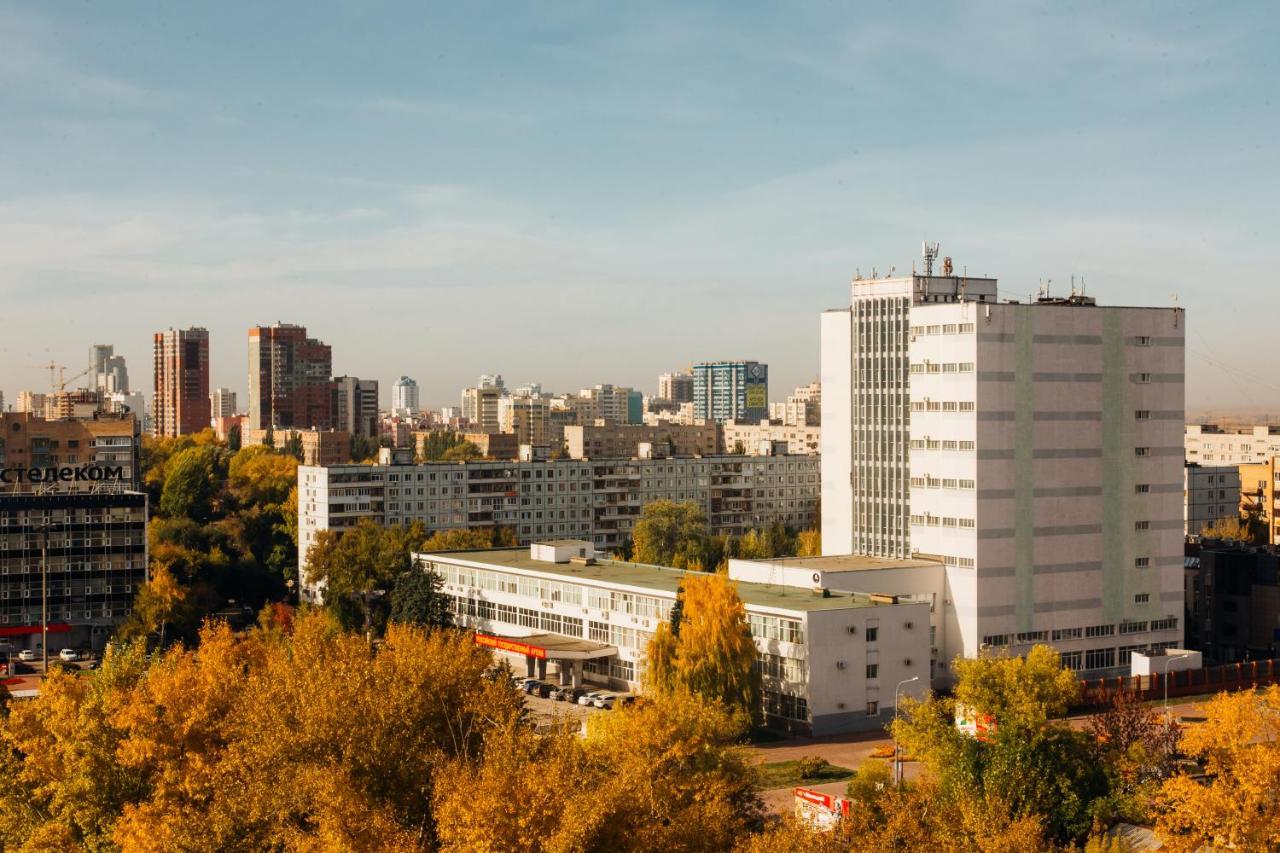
{"left": 0, "top": 412, "right": 147, "bottom": 654}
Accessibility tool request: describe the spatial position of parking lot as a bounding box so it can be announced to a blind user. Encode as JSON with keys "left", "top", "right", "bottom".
{"left": 515, "top": 679, "right": 635, "bottom": 730}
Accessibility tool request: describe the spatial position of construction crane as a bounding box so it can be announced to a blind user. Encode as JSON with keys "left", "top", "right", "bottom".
{"left": 28, "top": 361, "right": 93, "bottom": 392}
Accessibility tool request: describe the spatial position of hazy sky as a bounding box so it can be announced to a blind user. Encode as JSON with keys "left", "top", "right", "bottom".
{"left": 1, "top": 2, "right": 1277, "bottom": 410}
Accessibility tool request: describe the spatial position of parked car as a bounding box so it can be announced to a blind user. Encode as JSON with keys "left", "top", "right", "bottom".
{"left": 577, "top": 691, "right": 604, "bottom": 707}
{"left": 592, "top": 694, "right": 615, "bottom": 710}
{"left": 536, "top": 682, "right": 555, "bottom": 698}
{"left": 550, "top": 687, "right": 573, "bottom": 701}
{"left": 85, "top": 660, "right": 100, "bottom": 671}
{"left": 17, "top": 649, "right": 36, "bottom": 662}
{"left": 59, "top": 648, "right": 79, "bottom": 662}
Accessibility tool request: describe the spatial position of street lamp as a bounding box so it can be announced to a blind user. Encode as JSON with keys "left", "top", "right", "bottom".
{"left": 1162, "top": 653, "right": 1193, "bottom": 720}
{"left": 893, "top": 675, "right": 920, "bottom": 786}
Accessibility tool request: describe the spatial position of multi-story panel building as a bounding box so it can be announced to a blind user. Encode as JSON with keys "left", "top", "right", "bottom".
{"left": 392, "top": 376, "right": 419, "bottom": 416}
{"left": 658, "top": 370, "right": 694, "bottom": 404}
{"left": 506, "top": 396, "right": 551, "bottom": 446}
{"left": 297, "top": 453, "right": 820, "bottom": 593}
{"left": 425, "top": 542, "right": 930, "bottom": 735}
{"left": 769, "top": 380, "right": 822, "bottom": 427}
{"left": 247, "top": 324, "right": 333, "bottom": 431}
{"left": 1185, "top": 423, "right": 1280, "bottom": 465}
{"left": 579, "top": 385, "right": 641, "bottom": 425}
{"left": 822, "top": 257, "right": 1185, "bottom": 676}
{"left": 1185, "top": 464, "right": 1242, "bottom": 537}
{"left": 210, "top": 387, "right": 238, "bottom": 420}
{"left": 1184, "top": 540, "right": 1280, "bottom": 662}
{"left": 153, "top": 327, "right": 210, "bottom": 437}
{"left": 332, "top": 376, "right": 379, "bottom": 439}
{"left": 693, "top": 361, "right": 769, "bottom": 424}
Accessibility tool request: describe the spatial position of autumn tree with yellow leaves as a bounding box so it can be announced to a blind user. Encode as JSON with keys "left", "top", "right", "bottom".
{"left": 645, "top": 571, "right": 761, "bottom": 721}
{"left": 0, "top": 612, "right": 523, "bottom": 850}
{"left": 1155, "top": 684, "right": 1280, "bottom": 851}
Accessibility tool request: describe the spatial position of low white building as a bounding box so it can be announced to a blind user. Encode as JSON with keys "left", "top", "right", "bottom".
{"left": 424, "top": 541, "right": 931, "bottom": 735}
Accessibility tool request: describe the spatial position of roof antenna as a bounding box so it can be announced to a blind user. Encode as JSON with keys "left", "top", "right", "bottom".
{"left": 922, "top": 241, "right": 939, "bottom": 276}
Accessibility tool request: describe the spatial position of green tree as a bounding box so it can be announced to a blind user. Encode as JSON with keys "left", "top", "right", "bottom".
{"left": 304, "top": 520, "right": 424, "bottom": 638}
{"left": 158, "top": 445, "right": 220, "bottom": 520}
{"left": 419, "top": 430, "right": 464, "bottom": 461}
{"left": 645, "top": 572, "right": 760, "bottom": 720}
{"left": 440, "top": 441, "right": 482, "bottom": 462}
{"left": 632, "top": 500, "right": 711, "bottom": 569}
{"left": 389, "top": 564, "right": 452, "bottom": 628}
{"left": 952, "top": 645, "right": 1081, "bottom": 731}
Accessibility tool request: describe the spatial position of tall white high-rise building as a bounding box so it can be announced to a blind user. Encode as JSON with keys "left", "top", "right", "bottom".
{"left": 822, "top": 251, "right": 1185, "bottom": 674}
{"left": 392, "top": 376, "right": 420, "bottom": 415}
{"left": 90, "top": 344, "right": 129, "bottom": 395}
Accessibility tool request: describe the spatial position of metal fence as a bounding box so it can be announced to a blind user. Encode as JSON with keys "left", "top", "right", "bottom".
{"left": 1077, "top": 659, "right": 1280, "bottom": 708}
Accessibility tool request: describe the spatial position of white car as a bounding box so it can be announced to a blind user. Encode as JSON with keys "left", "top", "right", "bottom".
{"left": 577, "top": 691, "right": 604, "bottom": 707}
{"left": 17, "top": 649, "right": 36, "bottom": 662}
{"left": 592, "top": 694, "right": 615, "bottom": 709}
{"left": 59, "top": 648, "right": 79, "bottom": 662}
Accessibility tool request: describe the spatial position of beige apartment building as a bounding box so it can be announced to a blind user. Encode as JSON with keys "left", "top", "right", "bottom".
{"left": 723, "top": 421, "right": 821, "bottom": 455}
{"left": 564, "top": 422, "right": 719, "bottom": 459}
{"left": 1239, "top": 457, "right": 1280, "bottom": 545}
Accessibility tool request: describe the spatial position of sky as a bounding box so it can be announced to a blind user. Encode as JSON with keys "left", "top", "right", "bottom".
{"left": 1, "top": 2, "right": 1277, "bottom": 411}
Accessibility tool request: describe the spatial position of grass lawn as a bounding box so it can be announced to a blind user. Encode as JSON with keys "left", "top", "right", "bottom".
{"left": 755, "top": 758, "right": 856, "bottom": 790}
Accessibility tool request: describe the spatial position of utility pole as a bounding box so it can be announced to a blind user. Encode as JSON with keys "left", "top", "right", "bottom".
{"left": 40, "top": 522, "right": 49, "bottom": 674}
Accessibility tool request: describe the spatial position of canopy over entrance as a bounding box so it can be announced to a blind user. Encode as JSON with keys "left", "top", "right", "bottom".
{"left": 474, "top": 632, "right": 619, "bottom": 688}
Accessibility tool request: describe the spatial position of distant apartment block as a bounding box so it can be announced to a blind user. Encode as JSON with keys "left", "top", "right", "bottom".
{"left": 461, "top": 386, "right": 502, "bottom": 433}
{"left": 242, "top": 428, "right": 351, "bottom": 466}
{"left": 392, "top": 376, "right": 420, "bottom": 415}
{"left": 1239, "top": 457, "right": 1280, "bottom": 546}
{"left": 564, "top": 422, "right": 719, "bottom": 459}
{"left": 153, "top": 327, "right": 211, "bottom": 437}
{"left": 210, "top": 387, "right": 238, "bottom": 419}
{"left": 463, "top": 432, "right": 520, "bottom": 460}
{"left": 693, "top": 361, "right": 769, "bottom": 424}
{"left": 247, "top": 323, "right": 333, "bottom": 431}
{"left": 332, "top": 376, "right": 379, "bottom": 439}
{"left": 657, "top": 370, "right": 694, "bottom": 404}
{"left": 769, "top": 380, "right": 821, "bottom": 427}
{"left": 1185, "top": 423, "right": 1280, "bottom": 465}
{"left": 1185, "top": 464, "right": 1242, "bottom": 536}
{"left": 722, "top": 421, "right": 821, "bottom": 456}
{"left": 90, "top": 344, "right": 129, "bottom": 395}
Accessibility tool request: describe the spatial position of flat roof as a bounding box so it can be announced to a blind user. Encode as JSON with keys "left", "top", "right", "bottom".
{"left": 422, "top": 548, "right": 903, "bottom": 613}
{"left": 742, "top": 554, "right": 942, "bottom": 572}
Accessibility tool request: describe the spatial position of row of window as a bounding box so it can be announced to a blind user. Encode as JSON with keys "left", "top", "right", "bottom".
{"left": 909, "top": 362, "right": 976, "bottom": 374}
{"left": 909, "top": 439, "right": 977, "bottom": 451}
{"left": 755, "top": 652, "right": 806, "bottom": 684}
{"left": 746, "top": 612, "right": 806, "bottom": 645}
{"left": 910, "top": 400, "right": 977, "bottom": 412}
{"left": 986, "top": 617, "right": 1179, "bottom": 649}
{"left": 909, "top": 514, "right": 976, "bottom": 529}
{"left": 910, "top": 476, "right": 977, "bottom": 489}
{"left": 909, "top": 323, "right": 976, "bottom": 336}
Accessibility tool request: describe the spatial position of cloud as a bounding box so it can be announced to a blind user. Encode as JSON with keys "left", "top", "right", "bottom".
{"left": 0, "top": 7, "right": 161, "bottom": 110}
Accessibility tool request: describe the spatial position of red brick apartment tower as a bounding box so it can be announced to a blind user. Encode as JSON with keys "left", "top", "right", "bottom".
{"left": 152, "top": 327, "right": 211, "bottom": 436}
{"left": 247, "top": 324, "right": 334, "bottom": 431}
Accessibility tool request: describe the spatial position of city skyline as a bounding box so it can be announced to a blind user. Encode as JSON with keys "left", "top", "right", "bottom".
{"left": 1, "top": 3, "right": 1277, "bottom": 409}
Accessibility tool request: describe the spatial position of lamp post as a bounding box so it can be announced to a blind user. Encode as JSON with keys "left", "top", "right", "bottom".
{"left": 1162, "top": 653, "right": 1192, "bottom": 720}
{"left": 40, "top": 521, "right": 49, "bottom": 674}
{"left": 893, "top": 675, "right": 920, "bottom": 786}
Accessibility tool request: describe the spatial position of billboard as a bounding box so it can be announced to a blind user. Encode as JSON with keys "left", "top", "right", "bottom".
{"left": 954, "top": 704, "right": 997, "bottom": 741}
{"left": 745, "top": 384, "right": 767, "bottom": 410}
{"left": 793, "top": 787, "right": 852, "bottom": 830}
{"left": 474, "top": 633, "right": 547, "bottom": 660}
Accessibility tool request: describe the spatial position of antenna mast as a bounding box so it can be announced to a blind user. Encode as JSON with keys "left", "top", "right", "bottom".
{"left": 922, "top": 241, "right": 939, "bottom": 276}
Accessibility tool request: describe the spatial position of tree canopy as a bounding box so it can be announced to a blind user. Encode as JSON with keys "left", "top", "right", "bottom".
{"left": 645, "top": 572, "right": 760, "bottom": 721}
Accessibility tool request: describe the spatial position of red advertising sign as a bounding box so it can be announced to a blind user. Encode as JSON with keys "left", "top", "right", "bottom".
{"left": 474, "top": 633, "right": 547, "bottom": 660}
{"left": 0, "top": 622, "right": 71, "bottom": 638}
{"left": 794, "top": 787, "right": 852, "bottom": 829}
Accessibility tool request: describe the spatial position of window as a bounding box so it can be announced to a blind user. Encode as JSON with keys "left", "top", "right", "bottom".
{"left": 1085, "top": 624, "right": 1115, "bottom": 638}
{"left": 1135, "top": 373, "right": 1152, "bottom": 383}
{"left": 1061, "top": 651, "right": 1082, "bottom": 670}
{"left": 1135, "top": 484, "right": 1150, "bottom": 494}
{"left": 958, "top": 362, "right": 974, "bottom": 372}
{"left": 1150, "top": 617, "right": 1178, "bottom": 632}
{"left": 1135, "top": 447, "right": 1151, "bottom": 457}
{"left": 1135, "top": 410, "right": 1151, "bottom": 420}
{"left": 866, "top": 701, "right": 879, "bottom": 716}
{"left": 982, "top": 634, "right": 1011, "bottom": 647}
{"left": 1134, "top": 557, "right": 1150, "bottom": 568}
{"left": 1052, "top": 627, "right": 1083, "bottom": 641}
{"left": 1134, "top": 593, "right": 1150, "bottom": 604}
{"left": 865, "top": 664, "right": 879, "bottom": 679}
{"left": 1134, "top": 520, "right": 1150, "bottom": 530}
{"left": 1119, "top": 620, "right": 1149, "bottom": 634}
{"left": 1135, "top": 336, "right": 1152, "bottom": 346}
{"left": 865, "top": 627, "right": 878, "bottom": 643}
{"left": 1084, "top": 648, "right": 1116, "bottom": 670}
